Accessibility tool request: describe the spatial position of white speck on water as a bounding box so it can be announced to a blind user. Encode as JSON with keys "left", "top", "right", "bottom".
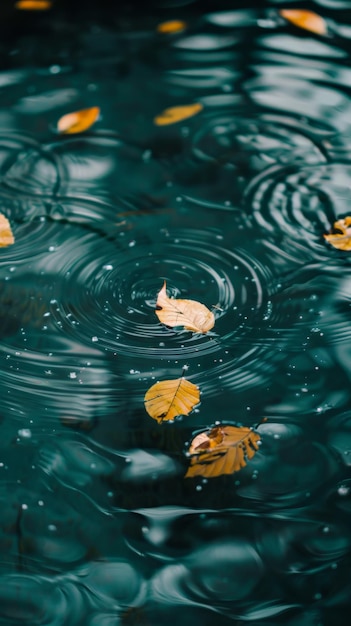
{"left": 103, "top": 264, "right": 113, "bottom": 270}
{"left": 338, "top": 485, "right": 350, "bottom": 496}
{"left": 48, "top": 246, "right": 55, "bottom": 252}
{"left": 69, "top": 372, "right": 77, "bottom": 379}
{"left": 92, "top": 336, "right": 98, "bottom": 342}
{"left": 18, "top": 429, "right": 32, "bottom": 438}
{"left": 49, "top": 65, "right": 61, "bottom": 74}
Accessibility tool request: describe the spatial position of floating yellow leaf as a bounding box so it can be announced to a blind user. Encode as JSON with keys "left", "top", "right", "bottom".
{"left": 144, "top": 377, "right": 200, "bottom": 423}
{"left": 280, "top": 9, "right": 327, "bottom": 35}
{"left": 57, "top": 106, "right": 100, "bottom": 134}
{"left": 157, "top": 20, "right": 187, "bottom": 34}
{"left": 185, "top": 425, "right": 261, "bottom": 478}
{"left": 0, "top": 214, "right": 15, "bottom": 248}
{"left": 324, "top": 216, "right": 351, "bottom": 251}
{"left": 154, "top": 103, "right": 203, "bottom": 126}
{"left": 155, "top": 281, "right": 215, "bottom": 334}
{"left": 15, "top": 0, "right": 52, "bottom": 9}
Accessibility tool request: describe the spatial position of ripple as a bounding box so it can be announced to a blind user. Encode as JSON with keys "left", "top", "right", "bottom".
{"left": 0, "top": 574, "right": 78, "bottom": 625}
{"left": 1, "top": 133, "right": 168, "bottom": 205}
{"left": 151, "top": 539, "right": 263, "bottom": 616}
{"left": 245, "top": 163, "right": 351, "bottom": 260}
{"left": 166, "top": 110, "right": 329, "bottom": 209}
{"left": 51, "top": 227, "right": 267, "bottom": 360}
{"left": 76, "top": 560, "right": 146, "bottom": 610}
{"left": 235, "top": 422, "right": 339, "bottom": 507}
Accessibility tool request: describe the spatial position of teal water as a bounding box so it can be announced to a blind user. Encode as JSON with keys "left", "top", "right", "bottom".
{"left": 0, "top": 0, "right": 351, "bottom": 624}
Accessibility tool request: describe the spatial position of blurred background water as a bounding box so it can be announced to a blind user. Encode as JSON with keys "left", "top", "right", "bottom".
{"left": 1, "top": 0, "right": 351, "bottom": 623}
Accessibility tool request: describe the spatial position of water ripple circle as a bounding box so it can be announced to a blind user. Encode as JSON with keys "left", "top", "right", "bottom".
{"left": 170, "top": 110, "right": 331, "bottom": 209}
{"left": 53, "top": 227, "right": 270, "bottom": 360}
{"left": 245, "top": 163, "right": 351, "bottom": 258}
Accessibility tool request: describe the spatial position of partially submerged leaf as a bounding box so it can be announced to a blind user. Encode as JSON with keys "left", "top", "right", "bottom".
{"left": 0, "top": 214, "right": 15, "bottom": 248}
{"left": 144, "top": 377, "right": 200, "bottom": 423}
{"left": 280, "top": 9, "right": 327, "bottom": 35}
{"left": 57, "top": 106, "right": 100, "bottom": 134}
{"left": 154, "top": 103, "right": 203, "bottom": 126}
{"left": 15, "top": 0, "right": 52, "bottom": 9}
{"left": 155, "top": 281, "right": 215, "bottom": 334}
{"left": 324, "top": 216, "right": 351, "bottom": 251}
{"left": 185, "top": 425, "right": 261, "bottom": 478}
{"left": 157, "top": 20, "right": 187, "bottom": 34}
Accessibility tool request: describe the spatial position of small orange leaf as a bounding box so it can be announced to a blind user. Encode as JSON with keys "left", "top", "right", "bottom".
{"left": 157, "top": 20, "right": 187, "bottom": 34}
{"left": 57, "top": 107, "right": 100, "bottom": 134}
{"left": 0, "top": 214, "right": 15, "bottom": 248}
{"left": 185, "top": 425, "right": 261, "bottom": 479}
{"left": 15, "top": 0, "right": 52, "bottom": 9}
{"left": 280, "top": 9, "right": 327, "bottom": 35}
{"left": 324, "top": 216, "right": 351, "bottom": 251}
{"left": 154, "top": 103, "right": 203, "bottom": 126}
{"left": 144, "top": 377, "right": 200, "bottom": 423}
{"left": 155, "top": 281, "right": 215, "bottom": 334}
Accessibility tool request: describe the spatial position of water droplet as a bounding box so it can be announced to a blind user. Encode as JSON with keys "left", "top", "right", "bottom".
{"left": 18, "top": 429, "right": 32, "bottom": 438}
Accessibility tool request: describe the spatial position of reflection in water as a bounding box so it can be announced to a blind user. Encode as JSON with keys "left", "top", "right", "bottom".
{"left": 1, "top": 0, "right": 351, "bottom": 623}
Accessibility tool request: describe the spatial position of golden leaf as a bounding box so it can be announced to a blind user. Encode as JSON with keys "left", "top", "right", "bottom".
{"left": 155, "top": 281, "right": 215, "bottom": 334}
{"left": 15, "top": 0, "right": 52, "bottom": 9}
{"left": 144, "top": 377, "right": 200, "bottom": 423}
{"left": 185, "top": 425, "right": 261, "bottom": 478}
{"left": 324, "top": 216, "right": 351, "bottom": 251}
{"left": 0, "top": 214, "right": 15, "bottom": 248}
{"left": 157, "top": 20, "right": 187, "bottom": 34}
{"left": 57, "top": 107, "right": 100, "bottom": 134}
{"left": 280, "top": 9, "right": 327, "bottom": 35}
{"left": 154, "top": 103, "right": 203, "bottom": 126}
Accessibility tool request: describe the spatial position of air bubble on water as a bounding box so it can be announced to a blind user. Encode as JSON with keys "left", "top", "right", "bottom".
{"left": 159, "top": 342, "right": 165, "bottom": 347}
{"left": 49, "top": 65, "right": 61, "bottom": 74}
{"left": 38, "top": 500, "right": 44, "bottom": 506}
{"left": 314, "top": 593, "right": 322, "bottom": 601}
{"left": 196, "top": 485, "right": 202, "bottom": 491}
{"left": 18, "top": 429, "right": 32, "bottom": 438}
{"left": 48, "top": 246, "right": 55, "bottom": 252}
{"left": 142, "top": 150, "right": 152, "bottom": 161}
{"left": 337, "top": 485, "right": 349, "bottom": 496}
{"left": 129, "top": 240, "right": 136, "bottom": 247}
{"left": 69, "top": 372, "right": 77, "bottom": 379}
{"left": 107, "top": 491, "right": 113, "bottom": 498}
{"left": 322, "top": 526, "right": 330, "bottom": 533}
{"left": 142, "top": 526, "right": 149, "bottom": 534}
{"left": 103, "top": 264, "right": 113, "bottom": 270}
{"left": 48, "top": 524, "right": 57, "bottom": 532}
{"left": 92, "top": 336, "right": 98, "bottom": 342}
{"left": 21, "top": 504, "right": 28, "bottom": 510}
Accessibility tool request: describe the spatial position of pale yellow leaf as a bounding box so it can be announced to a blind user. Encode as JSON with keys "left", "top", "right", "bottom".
{"left": 185, "top": 425, "right": 261, "bottom": 478}
{"left": 154, "top": 103, "right": 203, "bottom": 126}
{"left": 15, "top": 0, "right": 52, "bottom": 9}
{"left": 57, "top": 107, "right": 100, "bottom": 134}
{"left": 157, "top": 20, "right": 187, "bottom": 34}
{"left": 0, "top": 214, "right": 15, "bottom": 248}
{"left": 155, "top": 281, "right": 214, "bottom": 334}
{"left": 324, "top": 216, "right": 351, "bottom": 251}
{"left": 280, "top": 9, "right": 327, "bottom": 35}
{"left": 144, "top": 377, "right": 200, "bottom": 423}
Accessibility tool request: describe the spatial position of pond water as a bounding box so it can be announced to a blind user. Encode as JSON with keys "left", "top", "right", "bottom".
{"left": 1, "top": 0, "right": 351, "bottom": 623}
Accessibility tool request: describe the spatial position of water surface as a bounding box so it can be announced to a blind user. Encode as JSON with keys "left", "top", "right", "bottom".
{"left": 1, "top": 0, "right": 351, "bottom": 624}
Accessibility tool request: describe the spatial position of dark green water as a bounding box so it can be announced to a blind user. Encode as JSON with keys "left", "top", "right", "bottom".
{"left": 1, "top": 0, "right": 351, "bottom": 623}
